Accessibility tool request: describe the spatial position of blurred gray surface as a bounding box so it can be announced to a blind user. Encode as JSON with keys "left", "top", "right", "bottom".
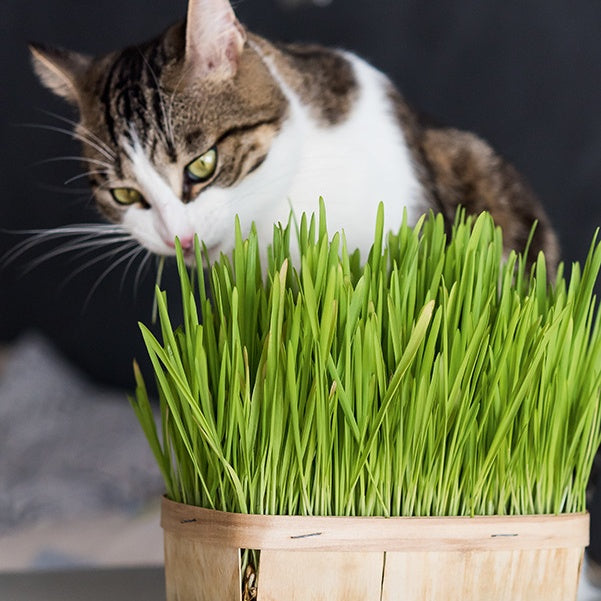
{"left": 2, "top": 565, "right": 601, "bottom": 601}
{"left": 0, "top": 333, "right": 163, "bottom": 533}
{"left": 0, "top": 567, "right": 164, "bottom": 601}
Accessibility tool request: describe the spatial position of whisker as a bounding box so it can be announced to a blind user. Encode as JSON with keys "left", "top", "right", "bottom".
{"left": 3, "top": 212, "right": 156, "bottom": 311}
{"left": 83, "top": 244, "right": 146, "bottom": 311}
{"left": 6, "top": 224, "right": 126, "bottom": 239}
{"left": 21, "top": 236, "right": 136, "bottom": 273}
{"left": 39, "top": 109, "right": 117, "bottom": 160}
{"left": 134, "top": 249, "right": 153, "bottom": 299}
{"left": 31, "top": 224, "right": 122, "bottom": 234}
{"left": 59, "top": 239, "right": 140, "bottom": 292}
{"left": 19, "top": 122, "right": 116, "bottom": 163}
{"left": 151, "top": 255, "right": 167, "bottom": 323}
{"left": 93, "top": 176, "right": 127, "bottom": 195}
{"left": 2, "top": 224, "right": 128, "bottom": 266}
{"left": 33, "top": 155, "right": 112, "bottom": 170}
{"left": 64, "top": 170, "right": 109, "bottom": 186}
{"left": 120, "top": 244, "right": 147, "bottom": 294}
{"left": 36, "top": 182, "right": 92, "bottom": 195}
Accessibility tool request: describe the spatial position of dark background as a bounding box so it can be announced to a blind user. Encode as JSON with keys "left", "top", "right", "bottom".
{"left": 2, "top": 0, "right": 601, "bottom": 556}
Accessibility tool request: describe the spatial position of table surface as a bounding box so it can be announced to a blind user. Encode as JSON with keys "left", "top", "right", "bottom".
{"left": 0, "top": 567, "right": 165, "bottom": 601}
{"left": 4, "top": 565, "right": 601, "bottom": 601}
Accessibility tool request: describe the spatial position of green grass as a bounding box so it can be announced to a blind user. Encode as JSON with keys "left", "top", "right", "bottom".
{"left": 130, "top": 202, "right": 601, "bottom": 517}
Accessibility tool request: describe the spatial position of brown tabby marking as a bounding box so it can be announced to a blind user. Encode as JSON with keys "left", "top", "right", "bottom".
{"left": 248, "top": 33, "right": 358, "bottom": 127}
{"left": 275, "top": 43, "right": 358, "bottom": 125}
{"left": 387, "top": 87, "right": 559, "bottom": 267}
{"left": 421, "top": 128, "right": 559, "bottom": 267}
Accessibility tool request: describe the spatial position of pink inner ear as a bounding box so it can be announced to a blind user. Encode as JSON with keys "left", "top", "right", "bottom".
{"left": 185, "top": 0, "right": 246, "bottom": 80}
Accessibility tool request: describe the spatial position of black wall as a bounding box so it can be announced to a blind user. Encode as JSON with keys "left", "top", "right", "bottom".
{"left": 2, "top": 0, "right": 601, "bottom": 381}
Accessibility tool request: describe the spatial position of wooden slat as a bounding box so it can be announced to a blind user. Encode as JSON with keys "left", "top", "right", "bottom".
{"left": 161, "top": 498, "right": 589, "bottom": 552}
{"left": 381, "top": 548, "right": 584, "bottom": 601}
{"left": 258, "top": 550, "right": 384, "bottom": 601}
{"left": 164, "top": 530, "right": 241, "bottom": 601}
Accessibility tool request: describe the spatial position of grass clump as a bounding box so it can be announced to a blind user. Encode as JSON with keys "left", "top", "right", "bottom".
{"left": 131, "top": 203, "right": 601, "bottom": 517}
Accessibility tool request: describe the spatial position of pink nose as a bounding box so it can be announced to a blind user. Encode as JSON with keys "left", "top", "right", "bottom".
{"left": 166, "top": 235, "right": 194, "bottom": 250}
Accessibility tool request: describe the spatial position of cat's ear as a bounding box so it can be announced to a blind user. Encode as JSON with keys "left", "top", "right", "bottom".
{"left": 185, "top": 0, "right": 246, "bottom": 81}
{"left": 29, "top": 43, "right": 91, "bottom": 105}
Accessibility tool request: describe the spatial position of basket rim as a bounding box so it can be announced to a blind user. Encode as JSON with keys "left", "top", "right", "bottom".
{"left": 161, "top": 497, "right": 590, "bottom": 552}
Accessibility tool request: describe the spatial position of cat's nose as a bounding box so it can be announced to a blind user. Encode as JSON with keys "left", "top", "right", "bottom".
{"left": 166, "top": 235, "right": 194, "bottom": 251}
{"left": 179, "top": 235, "right": 194, "bottom": 250}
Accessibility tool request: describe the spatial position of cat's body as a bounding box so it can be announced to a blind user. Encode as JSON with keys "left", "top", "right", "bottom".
{"left": 30, "top": 0, "right": 558, "bottom": 266}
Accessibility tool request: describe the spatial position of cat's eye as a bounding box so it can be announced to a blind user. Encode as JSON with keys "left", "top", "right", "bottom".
{"left": 111, "top": 187, "right": 145, "bottom": 206}
{"left": 185, "top": 147, "right": 217, "bottom": 183}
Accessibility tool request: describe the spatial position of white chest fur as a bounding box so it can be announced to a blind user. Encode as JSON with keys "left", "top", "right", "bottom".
{"left": 232, "top": 51, "right": 427, "bottom": 261}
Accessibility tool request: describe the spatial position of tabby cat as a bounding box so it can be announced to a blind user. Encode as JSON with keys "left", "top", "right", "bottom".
{"left": 30, "top": 0, "right": 558, "bottom": 265}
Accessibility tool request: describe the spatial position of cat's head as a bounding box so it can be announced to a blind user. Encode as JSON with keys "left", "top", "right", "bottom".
{"left": 31, "top": 0, "right": 289, "bottom": 259}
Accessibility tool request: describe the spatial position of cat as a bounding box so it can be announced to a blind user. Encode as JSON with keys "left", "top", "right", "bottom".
{"left": 30, "top": 0, "right": 559, "bottom": 268}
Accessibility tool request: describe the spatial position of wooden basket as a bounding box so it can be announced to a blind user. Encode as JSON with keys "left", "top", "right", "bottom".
{"left": 161, "top": 497, "right": 588, "bottom": 601}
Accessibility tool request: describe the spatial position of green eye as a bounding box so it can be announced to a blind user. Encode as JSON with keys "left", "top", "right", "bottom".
{"left": 185, "top": 147, "right": 217, "bottom": 183}
{"left": 111, "top": 188, "right": 144, "bottom": 206}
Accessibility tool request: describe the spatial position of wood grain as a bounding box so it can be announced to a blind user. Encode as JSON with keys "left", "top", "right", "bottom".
{"left": 161, "top": 497, "right": 589, "bottom": 552}
{"left": 381, "top": 547, "right": 584, "bottom": 601}
{"left": 258, "top": 550, "right": 384, "bottom": 601}
{"left": 164, "top": 530, "right": 241, "bottom": 601}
